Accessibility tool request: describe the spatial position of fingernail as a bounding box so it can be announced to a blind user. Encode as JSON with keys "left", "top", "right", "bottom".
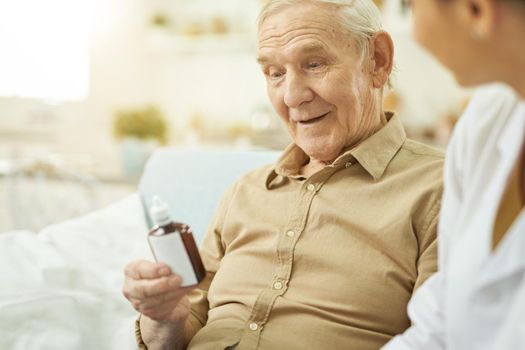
{"left": 159, "top": 267, "right": 170, "bottom": 276}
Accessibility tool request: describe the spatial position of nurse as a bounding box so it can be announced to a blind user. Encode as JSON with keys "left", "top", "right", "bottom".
{"left": 382, "top": 1, "right": 525, "bottom": 349}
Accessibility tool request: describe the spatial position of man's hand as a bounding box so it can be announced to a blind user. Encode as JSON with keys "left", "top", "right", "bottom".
{"left": 122, "top": 260, "right": 193, "bottom": 324}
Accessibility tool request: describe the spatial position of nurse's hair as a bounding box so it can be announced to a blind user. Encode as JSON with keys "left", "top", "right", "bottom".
{"left": 257, "top": 0, "right": 383, "bottom": 59}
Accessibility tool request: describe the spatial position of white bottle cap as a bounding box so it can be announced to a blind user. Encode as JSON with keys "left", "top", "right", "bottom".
{"left": 150, "top": 196, "right": 171, "bottom": 227}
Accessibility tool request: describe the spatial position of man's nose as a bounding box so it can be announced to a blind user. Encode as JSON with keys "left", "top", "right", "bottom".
{"left": 283, "top": 72, "right": 314, "bottom": 108}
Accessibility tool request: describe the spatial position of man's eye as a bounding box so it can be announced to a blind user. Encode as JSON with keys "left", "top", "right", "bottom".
{"left": 267, "top": 70, "right": 284, "bottom": 79}
{"left": 307, "top": 62, "right": 324, "bottom": 70}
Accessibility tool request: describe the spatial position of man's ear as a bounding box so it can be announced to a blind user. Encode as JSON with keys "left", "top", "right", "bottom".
{"left": 369, "top": 31, "right": 394, "bottom": 88}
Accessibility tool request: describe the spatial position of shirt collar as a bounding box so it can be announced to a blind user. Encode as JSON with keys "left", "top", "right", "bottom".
{"left": 497, "top": 100, "right": 525, "bottom": 158}
{"left": 274, "top": 144, "right": 310, "bottom": 179}
{"left": 265, "top": 113, "right": 406, "bottom": 187}
{"left": 349, "top": 113, "right": 406, "bottom": 180}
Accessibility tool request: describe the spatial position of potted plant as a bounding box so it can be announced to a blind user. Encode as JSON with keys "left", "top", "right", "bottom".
{"left": 112, "top": 105, "right": 168, "bottom": 177}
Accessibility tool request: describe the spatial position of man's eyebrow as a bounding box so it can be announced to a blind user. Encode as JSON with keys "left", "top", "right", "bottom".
{"left": 298, "top": 43, "right": 328, "bottom": 54}
{"left": 256, "top": 56, "right": 270, "bottom": 65}
{"left": 257, "top": 43, "right": 329, "bottom": 64}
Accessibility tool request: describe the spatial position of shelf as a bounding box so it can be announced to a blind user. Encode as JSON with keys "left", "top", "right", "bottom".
{"left": 146, "top": 30, "right": 256, "bottom": 55}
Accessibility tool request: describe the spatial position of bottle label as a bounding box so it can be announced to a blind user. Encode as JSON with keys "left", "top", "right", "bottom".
{"left": 148, "top": 233, "right": 198, "bottom": 286}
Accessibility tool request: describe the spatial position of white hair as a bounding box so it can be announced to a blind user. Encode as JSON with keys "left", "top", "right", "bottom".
{"left": 257, "top": 0, "right": 383, "bottom": 59}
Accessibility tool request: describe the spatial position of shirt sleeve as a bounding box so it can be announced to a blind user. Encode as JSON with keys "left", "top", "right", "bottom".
{"left": 134, "top": 182, "right": 238, "bottom": 348}
{"left": 381, "top": 108, "right": 467, "bottom": 350}
{"left": 413, "top": 197, "right": 440, "bottom": 291}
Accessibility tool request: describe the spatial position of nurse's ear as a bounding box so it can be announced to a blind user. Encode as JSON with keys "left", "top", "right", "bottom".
{"left": 368, "top": 31, "right": 394, "bottom": 89}
{"left": 465, "top": 0, "right": 499, "bottom": 40}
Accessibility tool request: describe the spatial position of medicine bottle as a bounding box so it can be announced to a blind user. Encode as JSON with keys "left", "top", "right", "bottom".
{"left": 148, "top": 196, "right": 206, "bottom": 287}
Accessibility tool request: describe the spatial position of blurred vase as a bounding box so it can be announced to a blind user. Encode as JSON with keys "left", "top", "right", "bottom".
{"left": 120, "top": 137, "right": 158, "bottom": 178}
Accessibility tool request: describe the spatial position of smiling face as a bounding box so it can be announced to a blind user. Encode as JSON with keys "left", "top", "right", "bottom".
{"left": 258, "top": 3, "right": 386, "bottom": 163}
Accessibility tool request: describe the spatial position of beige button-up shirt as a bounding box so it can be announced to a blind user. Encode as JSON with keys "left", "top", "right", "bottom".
{"left": 137, "top": 115, "right": 444, "bottom": 350}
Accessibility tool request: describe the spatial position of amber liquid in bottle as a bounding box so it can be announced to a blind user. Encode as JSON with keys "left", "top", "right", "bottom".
{"left": 148, "top": 221, "right": 206, "bottom": 286}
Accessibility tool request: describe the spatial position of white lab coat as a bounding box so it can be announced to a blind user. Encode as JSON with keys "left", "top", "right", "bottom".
{"left": 382, "top": 83, "right": 525, "bottom": 350}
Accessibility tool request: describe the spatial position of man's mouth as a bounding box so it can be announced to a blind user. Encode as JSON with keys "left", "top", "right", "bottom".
{"left": 297, "top": 112, "right": 329, "bottom": 125}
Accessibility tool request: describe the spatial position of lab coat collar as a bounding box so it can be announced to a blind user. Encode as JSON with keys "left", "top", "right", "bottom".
{"left": 477, "top": 101, "right": 525, "bottom": 289}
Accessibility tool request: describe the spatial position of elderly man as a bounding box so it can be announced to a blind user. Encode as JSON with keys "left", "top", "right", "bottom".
{"left": 123, "top": 1, "right": 444, "bottom": 349}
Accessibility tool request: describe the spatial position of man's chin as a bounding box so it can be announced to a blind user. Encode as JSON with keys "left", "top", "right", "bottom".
{"left": 297, "top": 141, "right": 340, "bottom": 162}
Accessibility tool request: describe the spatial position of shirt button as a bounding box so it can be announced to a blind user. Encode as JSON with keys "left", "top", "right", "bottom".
{"left": 249, "top": 322, "right": 258, "bottom": 331}
{"left": 286, "top": 230, "right": 295, "bottom": 238}
{"left": 345, "top": 162, "right": 352, "bottom": 168}
{"left": 273, "top": 281, "right": 283, "bottom": 290}
{"left": 307, "top": 183, "right": 316, "bottom": 191}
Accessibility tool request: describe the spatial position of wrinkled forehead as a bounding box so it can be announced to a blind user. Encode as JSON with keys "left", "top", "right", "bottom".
{"left": 258, "top": 4, "right": 346, "bottom": 51}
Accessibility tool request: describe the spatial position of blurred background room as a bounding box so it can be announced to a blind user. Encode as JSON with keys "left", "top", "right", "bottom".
{"left": 0, "top": 0, "right": 471, "bottom": 233}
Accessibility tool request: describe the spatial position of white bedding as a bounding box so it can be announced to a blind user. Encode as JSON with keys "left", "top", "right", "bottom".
{"left": 0, "top": 149, "right": 281, "bottom": 349}
{"left": 0, "top": 193, "right": 151, "bottom": 350}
